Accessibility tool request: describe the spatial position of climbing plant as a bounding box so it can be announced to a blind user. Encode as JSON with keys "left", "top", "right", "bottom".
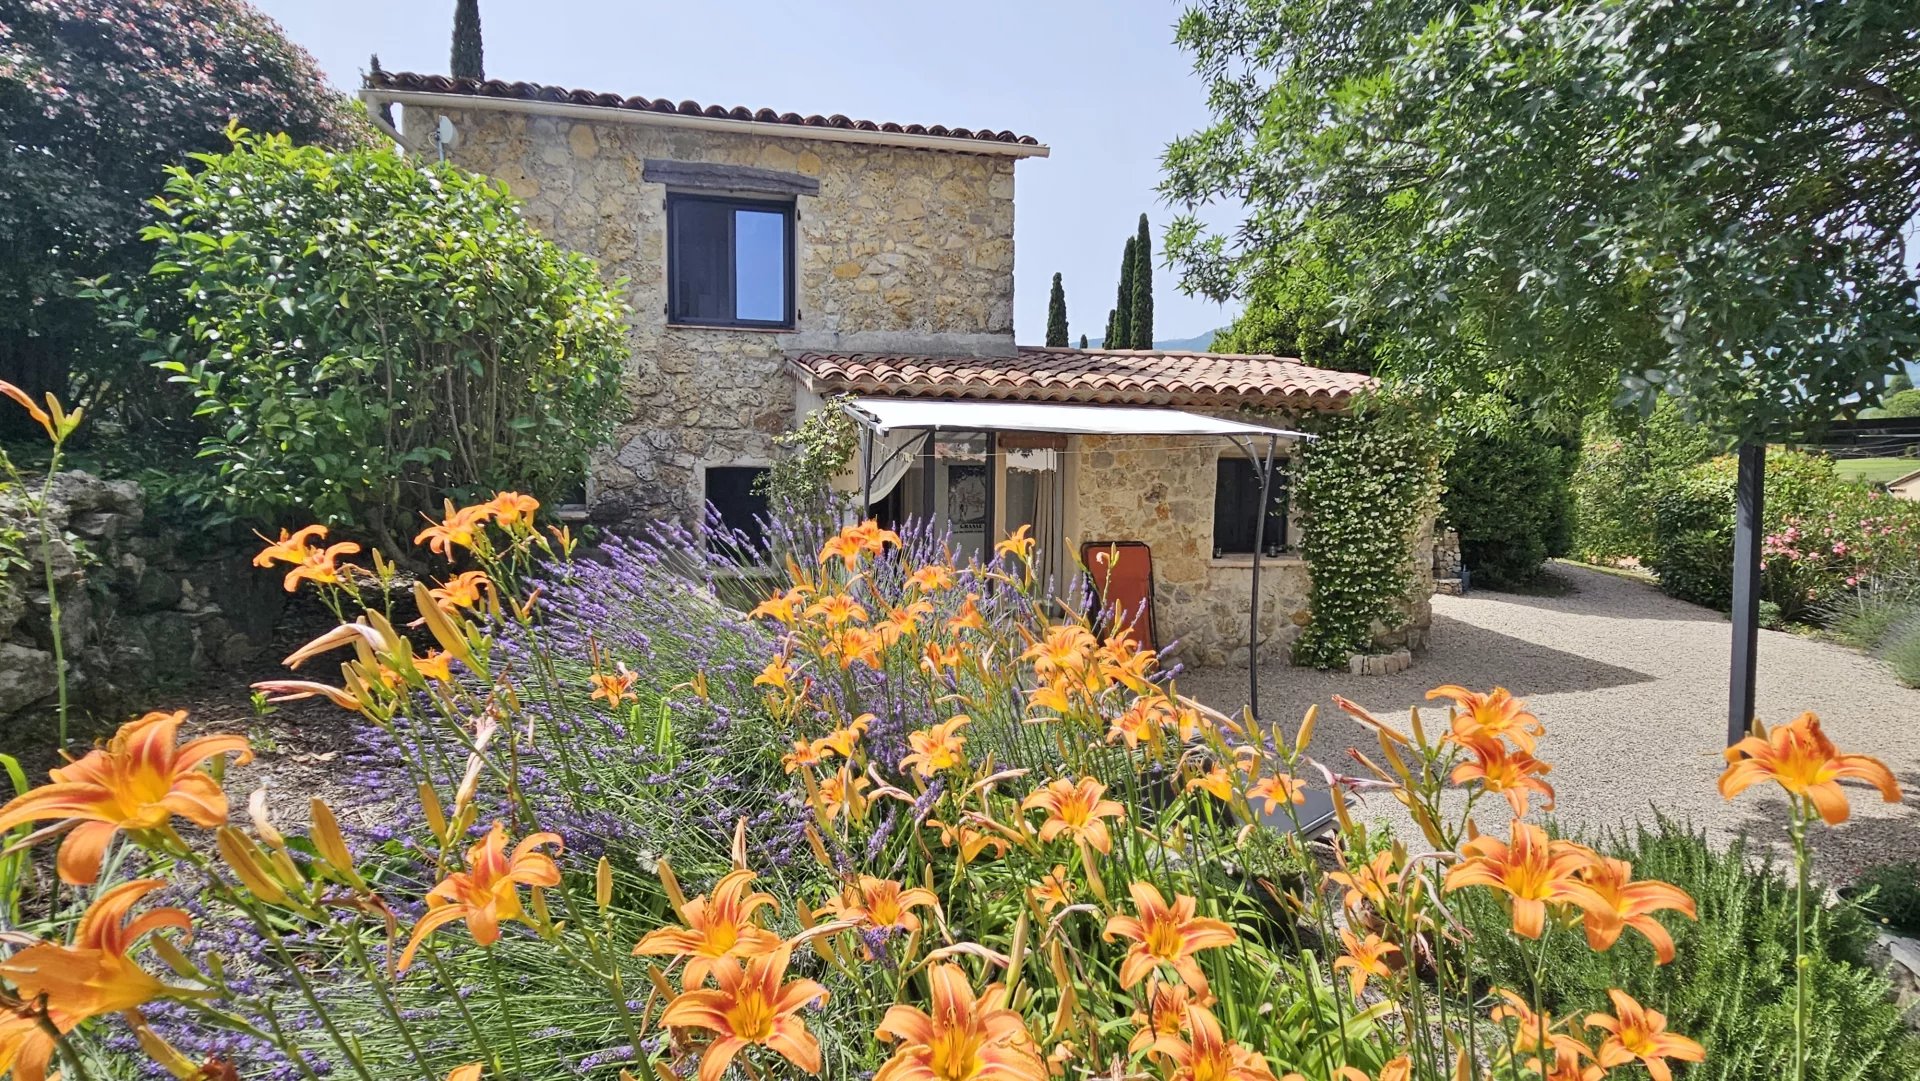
{"left": 758, "top": 399, "right": 860, "bottom": 525}
{"left": 1290, "top": 402, "right": 1441, "bottom": 668}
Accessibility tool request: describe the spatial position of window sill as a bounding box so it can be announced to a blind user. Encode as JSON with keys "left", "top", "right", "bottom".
{"left": 666, "top": 323, "right": 794, "bottom": 335}
{"left": 1209, "top": 553, "right": 1306, "bottom": 569}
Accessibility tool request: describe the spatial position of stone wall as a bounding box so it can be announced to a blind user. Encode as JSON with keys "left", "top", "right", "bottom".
{"left": 1072, "top": 434, "right": 1313, "bottom": 667}
{"left": 0, "top": 472, "right": 284, "bottom": 726}
{"left": 403, "top": 104, "right": 1018, "bottom": 530}
{"left": 1071, "top": 433, "right": 1435, "bottom": 667}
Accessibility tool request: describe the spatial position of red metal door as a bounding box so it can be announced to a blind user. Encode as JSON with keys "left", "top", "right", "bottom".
{"left": 1081, "top": 540, "right": 1158, "bottom": 653}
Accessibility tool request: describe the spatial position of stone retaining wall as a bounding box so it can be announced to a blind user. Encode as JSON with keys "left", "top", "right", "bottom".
{"left": 0, "top": 472, "right": 283, "bottom": 725}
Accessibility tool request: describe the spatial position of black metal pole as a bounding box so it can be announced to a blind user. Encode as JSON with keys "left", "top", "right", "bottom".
{"left": 1247, "top": 434, "right": 1278, "bottom": 722}
{"left": 1728, "top": 441, "right": 1764, "bottom": 746}
{"left": 859, "top": 427, "right": 875, "bottom": 517}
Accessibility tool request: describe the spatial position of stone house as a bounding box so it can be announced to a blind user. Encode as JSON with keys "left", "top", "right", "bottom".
{"left": 361, "top": 73, "right": 1416, "bottom": 665}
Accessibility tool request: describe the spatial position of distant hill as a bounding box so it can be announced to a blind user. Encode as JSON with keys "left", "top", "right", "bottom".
{"left": 1081, "top": 329, "right": 1221, "bottom": 351}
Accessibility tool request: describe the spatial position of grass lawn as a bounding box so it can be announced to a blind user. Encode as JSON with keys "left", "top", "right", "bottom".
{"left": 1833, "top": 455, "right": 1920, "bottom": 483}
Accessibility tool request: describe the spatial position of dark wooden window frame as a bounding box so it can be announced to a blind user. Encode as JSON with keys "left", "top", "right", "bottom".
{"left": 1212, "top": 454, "right": 1291, "bottom": 555}
{"left": 666, "top": 193, "right": 796, "bottom": 329}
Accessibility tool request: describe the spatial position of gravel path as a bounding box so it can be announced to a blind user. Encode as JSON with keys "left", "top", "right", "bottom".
{"left": 1179, "top": 562, "right": 1920, "bottom": 881}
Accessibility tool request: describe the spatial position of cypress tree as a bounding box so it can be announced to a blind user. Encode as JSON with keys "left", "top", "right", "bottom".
{"left": 1045, "top": 272, "right": 1069, "bottom": 347}
{"left": 1079, "top": 333, "right": 1088, "bottom": 349}
{"left": 1103, "top": 310, "right": 1117, "bottom": 348}
{"left": 1130, "top": 213, "right": 1154, "bottom": 349}
{"left": 1114, "top": 237, "right": 1137, "bottom": 349}
{"left": 452, "top": 0, "right": 485, "bottom": 81}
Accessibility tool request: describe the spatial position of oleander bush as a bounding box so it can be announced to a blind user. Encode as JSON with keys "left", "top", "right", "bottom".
{"left": 1649, "top": 449, "right": 1920, "bottom": 620}
{"left": 0, "top": 388, "right": 1907, "bottom": 1081}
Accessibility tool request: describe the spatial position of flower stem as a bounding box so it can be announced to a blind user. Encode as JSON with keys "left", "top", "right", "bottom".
{"left": 1790, "top": 796, "right": 1810, "bottom": 1081}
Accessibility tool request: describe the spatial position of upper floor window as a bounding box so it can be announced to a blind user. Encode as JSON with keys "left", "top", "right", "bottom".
{"left": 668, "top": 194, "right": 793, "bottom": 328}
{"left": 1212, "top": 455, "right": 1291, "bottom": 556}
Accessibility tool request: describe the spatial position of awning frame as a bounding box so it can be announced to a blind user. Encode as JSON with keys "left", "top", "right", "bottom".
{"left": 838, "top": 396, "right": 1314, "bottom": 722}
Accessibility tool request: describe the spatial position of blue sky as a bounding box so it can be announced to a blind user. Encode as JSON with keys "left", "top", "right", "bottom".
{"left": 253, "top": 0, "right": 1242, "bottom": 346}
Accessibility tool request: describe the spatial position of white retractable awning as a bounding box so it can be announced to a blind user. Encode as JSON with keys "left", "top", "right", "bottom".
{"left": 842, "top": 397, "right": 1310, "bottom": 439}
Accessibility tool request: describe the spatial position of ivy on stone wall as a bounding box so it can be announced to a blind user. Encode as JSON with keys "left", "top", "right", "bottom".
{"left": 1290, "top": 403, "right": 1441, "bottom": 669}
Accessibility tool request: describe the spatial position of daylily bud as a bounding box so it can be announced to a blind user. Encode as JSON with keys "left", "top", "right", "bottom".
{"left": 247, "top": 788, "right": 286, "bottom": 850}
{"left": 309, "top": 799, "right": 366, "bottom": 889}
{"left": 217, "top": 826, "right": 288, "bottom": 905}
{"left": 1294, "top": 704, "right": 1318, "bottom": 755}
{"left": 596, "top": 856, "right": 613, "bottom": 913}
{"left": 419, "top": 782, "right": 448, "bottom": 842}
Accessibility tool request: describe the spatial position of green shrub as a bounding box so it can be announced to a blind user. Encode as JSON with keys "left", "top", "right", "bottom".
{"left": 1817, "top": 575, "right": 1920, "bottom": 650}
{"left": 1442, "top": 416, "right": 1577, "bottom": 588}
{"left": 1847, "top": 860, "right": 1920, "bottom": 935}
{"left": 118, "top": 129, "right": 629, "bottom": 542}
{"left": 1878, "top": 614, "right": 1920, "bottom": 688}
{"left": 1883, "top": 388, "right": 1920, "bottom": 418}
{"left": 1462, "top": 817, "right": 1920, "bottom": 1081}
{"left": 1572, "top": 400, "right": 1717, "bottom": 562}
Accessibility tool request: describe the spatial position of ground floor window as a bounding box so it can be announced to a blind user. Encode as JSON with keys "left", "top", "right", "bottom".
{"left": 1212, "top": 455, "right": 1290, "bottom": 555}
{"left": 705, "top": 465, "right": 771, "bottom": 552}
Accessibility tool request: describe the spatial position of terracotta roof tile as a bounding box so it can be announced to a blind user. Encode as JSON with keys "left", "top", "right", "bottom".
{"left": 364, "top": 72, "right": 1042, "bottom": 149}
{"left": 788, "top": 347, "right": 1373, "bottom": 409}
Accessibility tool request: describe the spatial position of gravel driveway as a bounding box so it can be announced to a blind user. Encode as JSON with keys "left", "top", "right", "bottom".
{"left": 1179, "top": 562, "right": 1920, "bottom": 881}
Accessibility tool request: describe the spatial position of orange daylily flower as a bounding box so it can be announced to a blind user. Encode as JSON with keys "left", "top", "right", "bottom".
{"left": 1332, "top": 929, "right": 1401, "bottom": 998}
{"left": 589, "top": 663, "right": 638, "bottom": 708}
{"left": 1719, "top": 711, "right": 1902, "bottom": 825}
{"left": 922, "top": 640, "right": 965, "bottom": 676}
{"left": 1450, "top": 736, "right": 1556, "bottom": 817}
{"left": 445, "top": 1065, "right": 484, "bottom": 1081}
{"left": 948, "top": 593, "right": 986, "bottom": 632}
{"left": 659, "top": 943, "right": 827, "bottom": 1081}
{"left": 1097, "top": 634, "right": 1159, "bottom": 694}
{"left": 748, "top": 588, "right": 809, "bottom": 625}
{"left": 874, "top": 962, "right": 1045, "bottom": 1081}
{"left": 1021, "top": 776, "right": 1125, "bottom": 854}
{"left": 1020, "top": 625, "right": 1097, "bottom": 681}
{"left": 1247, "top": 773, "right": 1307, "bottom": 815}
{"left": 1427, "top": 685, "right": 1544, "bottom": 753}
{"left": 814, "top": 765, "right": 871, "bottom": 825}
{"left": 806, "top": 593, "right": 870, "bottom": 627}
{"left": 906, "top": 564, "right": 956, "bottom": 593}
{"left": 783, "top": 738, "right": 828, "bottom": 773}
{"left": 430, "top": 571, "right": 494, "bottom": 610}
{"left": 816, "top": 715, "right": 871, "bottom": 759}
{"left": 1103, "top": 882, "right": 1237, "bottom": 991}
{"left": 1443, "top": 821, "right": 1605, "bottom": 939}
{"left": 929, "top": 818, "right": 1008, "bottom": 868}
{"left": 412, "top": 650, "right": 455, "bottom": 683}
{"left": 252, "top": 525, "right": 329, "bottom": 568}
{"left": 0, "top": 379, "right": 62, "bottom": 441}
{"left": 994, "top": 524, "right": 1036, "bottom": 563}
{"left": 1530, "top": 1048, "right": 1604, "bottom": 1081}
{"left": 1326, "top": 849, "right": 1402, "bottom": 917}
{"left": 1148, "top": 1003, "right": 1278, "bottom": 1081}
{"left": 398, "top": 822, "right": 562, "bottom": 970}
{"left": 818, "top": 875, "right": 938, "bottom": 935}
{"left": 1127, "top": 978, "right": 1206, "bottom": 1055}
{"left": 0, "top": 710, "right": 251, "bottom": 884}
{"left": 0, "top": 999, "right": 64, "bottom": 1081}
{"left": 414, "top": 501, "right": 492, "bottom": 559}
{"left": 1575, "top": 857, "right": 1696, "bottom": 964}
{"left": 1185, "top": 763, "right": 1235, "bottom": 803}
{"left": 755, "top": 656, "right": 798, "bottom": 693}
{"left": 481, "top": 491, "right": 539, "bottom": 528}
{"left": 819, "top": 520, "right": 901, "bottom": 570}
{"left": 634, "top": 868, "right": 782, "bottom": 986}
{"left": 900, "top": 716, "right": 971, "bottom": 779}
{"left": 1488, "top": 987, "right": 1590, "bottom": 1063}
{"left": 1028, "top": 865, "right": 1075, "bottom": 914}
{"left": 827, "top": 626, "right": 885, "bottom": 670}
{"left": 281, "top": 539, "right": 362, "bottom": 592}
{"left": 1586, "top": 989, "right": 1705, "bottom": 1081}
{"left": 0, "top": 878, "right": 184, "bottom": 1015}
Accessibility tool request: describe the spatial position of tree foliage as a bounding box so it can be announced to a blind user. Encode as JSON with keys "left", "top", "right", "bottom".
{"left": 1114, "top": 236, "right": 1137, "bottom": 349}
{"left": 120, "top": 130, "right": 629, "bottom": 542}
{"left": 0, "top": 0, "right": 366, "bottom": 432}
{"left": 452, "top": 0, "right": 485, "bottom": 80}
{"left": 1443, "top": 411, "right": 1578, "bottom": 589}
{"left": 1045, "top": 272, "right": 1069, "bottom": 347}
{"left": 1211, "top": 240, "right": 1380, "bottom": 374}
{"left": 1165, "top": 0, "right": 1920, "bottom": 441}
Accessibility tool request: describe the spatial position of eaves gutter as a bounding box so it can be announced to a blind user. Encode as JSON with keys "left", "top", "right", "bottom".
{"left": 358, "top": 89, "right": 1051, "bottom": 159}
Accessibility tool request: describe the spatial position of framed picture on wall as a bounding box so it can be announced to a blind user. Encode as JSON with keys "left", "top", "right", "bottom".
{"left": 948, "top": 464, "right": 988, "bottom": 530}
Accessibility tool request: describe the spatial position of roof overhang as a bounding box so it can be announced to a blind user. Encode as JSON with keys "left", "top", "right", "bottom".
{"left": 841, "top": 397, "right": 1310, "bottom": 440}
{"left": 359, "top": 89, "right": 1052, "bottom": 158}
